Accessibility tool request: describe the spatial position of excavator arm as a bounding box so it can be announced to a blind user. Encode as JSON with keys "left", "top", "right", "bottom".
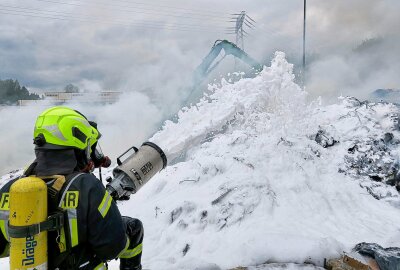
{"left": 193, "top": 40, "right": 263, "bottom": 85}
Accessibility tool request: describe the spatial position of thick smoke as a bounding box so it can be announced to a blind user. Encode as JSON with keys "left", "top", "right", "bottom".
{"left": 0, "top": 92, "right": 162, "bottom": 175}
{"left": 0, "top": 106, "right": 42, "bottom": 175}
{"left": 304, "top": 0, "right": 400, "bottom": 101}
{"left": 0, "top": 0, "right": 399, "bottom": 174}
{"left": 2, "top": 0, "right": 398, "bottom": 101}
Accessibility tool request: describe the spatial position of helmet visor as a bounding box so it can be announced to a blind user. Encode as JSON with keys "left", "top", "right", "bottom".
{"left": 85, "top": 139, "right": 92, "bottom": 161}
{"left": 92, "top": 142, "right": 104, "bottom": 161}
{"left": 89, "top": 120, "right": 102, "bottom": 140}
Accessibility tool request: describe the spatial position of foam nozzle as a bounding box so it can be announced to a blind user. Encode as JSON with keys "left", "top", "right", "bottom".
{"left": 106, "top": 141, "right": 167, "bottom": 200}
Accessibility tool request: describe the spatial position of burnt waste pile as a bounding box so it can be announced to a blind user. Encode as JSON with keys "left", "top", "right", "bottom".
{"left": 313, "top": 96, "right": 400, "bottom": 205}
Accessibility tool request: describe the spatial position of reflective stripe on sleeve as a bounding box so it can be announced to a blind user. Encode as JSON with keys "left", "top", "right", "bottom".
{"left": 117, "top": 235, "right": 130, "bottom": 258}
{"left": 119, "top": 243, "right": 143, "bottom": 259}
{"left": 98, "top": 191, "right": 112, "bottom": 218}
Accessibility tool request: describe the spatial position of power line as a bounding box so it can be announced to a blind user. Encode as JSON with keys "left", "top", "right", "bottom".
{"left": 75, "top": 0, "right": 231, "bottom": 17}
{"left": 29, "top": 0, "right": 230, "bottom": 23}
{"left": 0, "top": 10, "right": 220, "bottom": 33}
{"left": 0, "top": 4, "right": 228, "bottom": 32}
{"left": 253, "top": 24, "right": 302, "bottom": 38}
{"left": 0, "top": 8, "right": 225, "bottom": 33}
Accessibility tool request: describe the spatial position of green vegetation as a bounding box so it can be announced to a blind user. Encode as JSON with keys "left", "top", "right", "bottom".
{"left": 64, "top": 83, "right": 80, "bottom": 93}
{"left": 0, "top": 79, "right": 41, "bottom": 105}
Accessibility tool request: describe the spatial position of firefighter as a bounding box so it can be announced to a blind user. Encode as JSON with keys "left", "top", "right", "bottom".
{"left": 0, "top": 106, "right": 143, "bottom": 270}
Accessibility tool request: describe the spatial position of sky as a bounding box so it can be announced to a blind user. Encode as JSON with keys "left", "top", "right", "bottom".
{"left": 0, "top": 0, "right": 400, "bottom": 174}
{"left": 1, "top": 0, "right": 398, "bottom": 98}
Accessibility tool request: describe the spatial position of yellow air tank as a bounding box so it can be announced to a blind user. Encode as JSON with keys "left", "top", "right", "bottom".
{"left": 9, "top": 177, "right": 48, "bottom": 270}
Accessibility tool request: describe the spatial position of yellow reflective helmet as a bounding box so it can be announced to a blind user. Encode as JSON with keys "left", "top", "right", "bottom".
{"left": 33, "top": 106, "right": 101, "bottom": 151}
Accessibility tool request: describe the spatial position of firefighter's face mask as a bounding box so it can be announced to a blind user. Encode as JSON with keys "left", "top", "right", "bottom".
{"left": 80, "top": 140, "right": 103, "bottom": 173}
{"left": 86, "top": 120, "right": 103, "bottom": 162}
{"left": 90, "top": 141, "right": 111, "bottom": 168}
{"left": 85, "top": 139, "right": 92, "bottom": 162}
{"left": 91, "top": 142, "right": 104, "bottom": 162}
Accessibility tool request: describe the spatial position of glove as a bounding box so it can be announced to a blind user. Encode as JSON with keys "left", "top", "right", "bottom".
{"left": 93, "top": 155, "right": 111, "bottom": 168}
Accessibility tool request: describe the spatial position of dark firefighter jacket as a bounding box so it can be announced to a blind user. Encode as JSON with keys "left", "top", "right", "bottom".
{"left": 0, "top": 149, "right": 129, "bottom": 269}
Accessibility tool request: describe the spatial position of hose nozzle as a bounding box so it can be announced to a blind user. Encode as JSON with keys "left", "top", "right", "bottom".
{"left": 106, "top": 142, "right": 167, "bottom": 200}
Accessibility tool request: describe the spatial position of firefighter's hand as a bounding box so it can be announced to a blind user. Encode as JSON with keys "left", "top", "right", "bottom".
{"left": 101, "top": 156, "right": 111, "bottom": 168}
{"left": 118, "top": 195, "right": 131, "bottom": 201}
{"left": 94, "top": 156, "right": 111, "bottom": 168}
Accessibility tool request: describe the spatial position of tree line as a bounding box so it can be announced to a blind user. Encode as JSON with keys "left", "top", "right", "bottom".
{"left": 0, "top": 79, "right": 41, "bottom": 105}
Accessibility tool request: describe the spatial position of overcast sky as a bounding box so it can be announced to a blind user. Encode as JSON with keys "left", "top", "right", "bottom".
{"left": 0, "top": 0, "right": 399, "bottom": 174}
{"left": 1, "top": 0, "right": 398, "bottom": 100}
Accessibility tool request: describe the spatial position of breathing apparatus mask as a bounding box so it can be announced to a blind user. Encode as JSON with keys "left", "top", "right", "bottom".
{"left": 89, "top": 141, "right": 111, "bottom": 168}
{"left": 84, "top": 120, "right": 110, "bottom": 168}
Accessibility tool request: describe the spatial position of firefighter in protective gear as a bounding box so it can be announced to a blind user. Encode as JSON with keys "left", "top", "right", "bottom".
{"left": 0, "top": 106, "right": 144, "bottom": 270}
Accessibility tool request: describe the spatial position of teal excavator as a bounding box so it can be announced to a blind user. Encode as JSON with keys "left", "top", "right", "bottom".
{"left": 193, "top": 40, "right": 262, "bottom": 85}
{"left": 187, "top": 40, "right": 263, "bottom": 102}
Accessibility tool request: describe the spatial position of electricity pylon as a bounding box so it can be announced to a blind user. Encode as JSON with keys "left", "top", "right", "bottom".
{"left": 227, "top": 11, "right": 255, "bottom": 70}
{"left": 227, "top": 11, "right": 255, "bottom": 50}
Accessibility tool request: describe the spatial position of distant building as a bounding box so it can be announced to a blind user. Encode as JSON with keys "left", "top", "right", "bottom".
{"left": 18, "top": 91, "right": 122, "bottom": 106}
